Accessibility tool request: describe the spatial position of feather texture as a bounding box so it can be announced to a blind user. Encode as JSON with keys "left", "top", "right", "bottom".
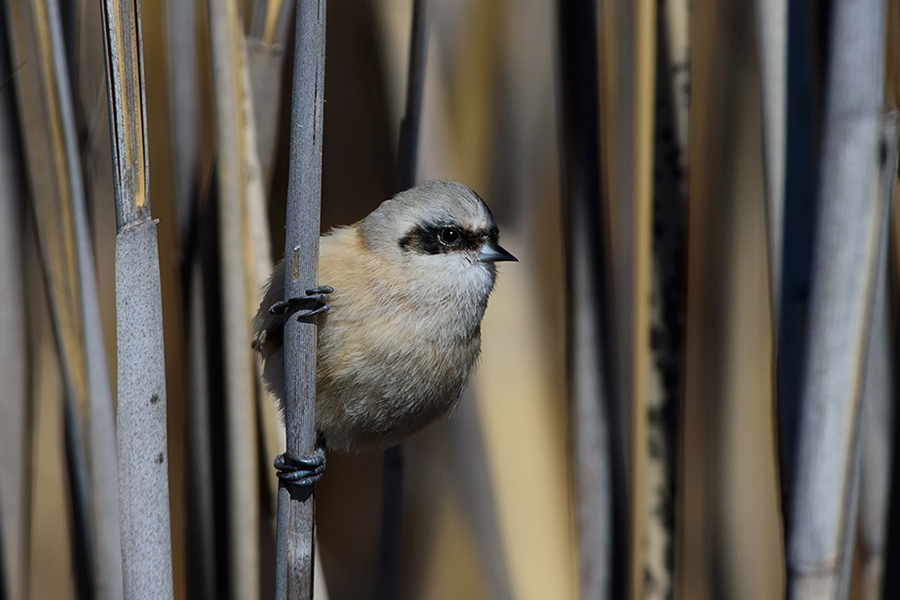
{"left": 254, "top": 181, "right": 512, "bottom": 450}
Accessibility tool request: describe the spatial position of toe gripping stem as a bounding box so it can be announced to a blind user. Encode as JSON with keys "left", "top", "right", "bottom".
{"left": 269, "top": 286, "right": 333, "bottom": 322}
{"left": 274, "top": 446, "right": 325, "bottom": 494}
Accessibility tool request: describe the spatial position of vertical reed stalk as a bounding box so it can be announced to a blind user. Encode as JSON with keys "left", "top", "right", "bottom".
{"left": 166, "top": 0, "right": 198, "bottom": 244}
{"left": 786, "top": 0, "right": 886, "bottom": 595}
{"left": 207, "top": 1, "right": 263, "bottom": 597}
{"left": 645, "top": 0, "right": 688, "bottom": 594}
{"left": 632, "top": 0, "right": 657, "bottom": 596}
{"left": 99, "top": 0, "right": 174, "bottom": 595}
{"left": 559, "top": 0, "right": 624, "bottom": 597}
{"left": 445, "top": 394, "right": 515, "bottom": 600}
{"left": 0, "top": 18, "right": 32, "bottom": 599}
{"left": 396, "top": 0, "right": 428, "bottom": 193}
{"left": 168, "top": 1, "right": 215, "bottom": 595}
{"left": 6, "top": 0, "right": 125, "bottom": 596}
{"left": 186, "top": 261, "right": 218, "bottom": 600}
{"left": 243, "top": 2, "right": 293, "bottom": 519}
{"left": 775, "top": 0, "right": 829, "bottom": 510}
{"left": 275, "top": 1, "right": 326, "bottom": 598}
{"left": 377, "top": 2, "right": 429, "bottom": 599}
{"left": 857, "top": 113, "right": 898, "bottom": 600}
{"left": 246, "top": 0, "right": 293, "bottom": 193}
{"left": 754, "top": 0, "right": 787, "bottom": 321}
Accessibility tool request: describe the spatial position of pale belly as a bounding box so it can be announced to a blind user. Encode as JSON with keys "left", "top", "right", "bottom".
{"left": 314, "top": 314, "right": 481, "bottom": 450}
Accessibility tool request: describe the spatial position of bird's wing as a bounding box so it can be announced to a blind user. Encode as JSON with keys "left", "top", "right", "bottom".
{"left": 252, "top": 258, "right": 287, "bottom": 356}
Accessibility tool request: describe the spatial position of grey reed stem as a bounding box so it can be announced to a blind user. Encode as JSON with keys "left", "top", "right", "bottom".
{"left": 785, "top": 0, "right": 886, "bottom": 596}
{"left": 99, "top": 0, "right": 175, "bottom": 595}
{"left": 275, "top": 1, "right": 326, "bottom": 598}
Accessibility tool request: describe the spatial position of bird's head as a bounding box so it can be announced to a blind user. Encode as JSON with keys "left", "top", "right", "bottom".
{"left": 357, "top": 181, "right": 517, "bottom": 289}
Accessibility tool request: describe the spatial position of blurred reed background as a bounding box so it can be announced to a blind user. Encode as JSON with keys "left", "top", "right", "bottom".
{"left": 0, "top": 0, "right": 898, "bottom": 599}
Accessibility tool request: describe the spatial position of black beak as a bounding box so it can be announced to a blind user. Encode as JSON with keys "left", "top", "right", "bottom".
{"left": 478, "top": 241, "right": 518, "bottom": 263}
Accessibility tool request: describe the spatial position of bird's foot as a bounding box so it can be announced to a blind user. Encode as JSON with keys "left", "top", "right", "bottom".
{"left": 274, "top": 446, "right": 326, "bottom": 494}
{"left": 268, "top": 286, "right": 333, "bottom": 322}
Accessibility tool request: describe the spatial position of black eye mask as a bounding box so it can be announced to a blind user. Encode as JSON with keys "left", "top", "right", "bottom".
{"left": 398, "top": 224, "right": 499, "bottom": 255}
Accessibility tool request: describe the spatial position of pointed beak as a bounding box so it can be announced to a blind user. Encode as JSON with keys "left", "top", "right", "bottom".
{"left": 478, "top": 240, "right": 518, "bottom": 263}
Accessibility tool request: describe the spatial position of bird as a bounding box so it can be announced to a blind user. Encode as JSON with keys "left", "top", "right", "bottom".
{"left": 253, "top": 180, "right": 516, "bottom": 454}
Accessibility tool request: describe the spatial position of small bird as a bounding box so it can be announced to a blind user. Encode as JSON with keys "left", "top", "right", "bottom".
{"left": 253, "top": 180, "right": 516, "bottom": 453}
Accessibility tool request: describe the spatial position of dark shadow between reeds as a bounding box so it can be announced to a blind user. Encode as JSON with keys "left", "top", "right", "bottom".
{"left": 558, "top": 0, "right": 627, "bottom": 597}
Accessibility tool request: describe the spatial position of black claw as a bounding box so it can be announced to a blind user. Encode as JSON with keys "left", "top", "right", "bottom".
{"left": 304, "top": 302, "right": 330, "bottom": 318}
{"left": 307, "top": 285, "right": 334, "bottom": 295}
{"left": 268, "top": 285, "right": 333, "bottom": 322}
{"left": 274, "top": 447, "right": 326, "bottom": 491}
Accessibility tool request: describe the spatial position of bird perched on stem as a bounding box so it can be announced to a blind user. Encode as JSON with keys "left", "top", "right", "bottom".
{"left": 253, "top": 180, "right": 516, "bottom": 452}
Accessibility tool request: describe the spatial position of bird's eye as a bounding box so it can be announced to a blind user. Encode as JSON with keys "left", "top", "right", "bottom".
{"left": 439, "top": 228, "right": 460, "bottom": 245}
